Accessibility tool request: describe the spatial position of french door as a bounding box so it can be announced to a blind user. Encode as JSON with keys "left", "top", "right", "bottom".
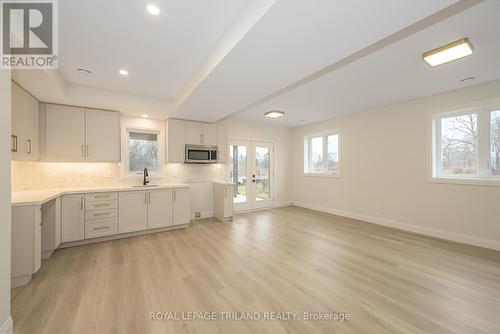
{"left": 229, "top": 140, "right": 274, "bottom": 212}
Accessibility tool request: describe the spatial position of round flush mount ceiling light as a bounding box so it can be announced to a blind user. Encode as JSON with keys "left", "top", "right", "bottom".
{"left": 77, "top": 67, "right": 92, "bottom": 74}
{"left": 146, "top": 4, "right": 160, "bottom": 15}
{"left": 119, "top": 69, "right": 129, "bottom": 76}
{"left": 141, "top": 114, "right": 149, "bottom": 118}
{"left": 264, "top": 110, "right": 285, "bottom": 118}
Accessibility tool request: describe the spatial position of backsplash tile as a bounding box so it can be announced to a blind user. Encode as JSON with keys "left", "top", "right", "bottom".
{"left": 11, "top": 161, "right": 224, "bottom": 191}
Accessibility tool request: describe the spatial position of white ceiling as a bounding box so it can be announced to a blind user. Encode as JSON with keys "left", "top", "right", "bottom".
{"left": 172, "top": 0, "right": 458, "bottom": 121}
{"left": 235, "top": 0, "right": 500, "bottom": 126}
{"left": 17, "top": 0, "right": 500, "bottom": 125}
{"left": 59, "top": 0, "right": 248, "bottom": 99}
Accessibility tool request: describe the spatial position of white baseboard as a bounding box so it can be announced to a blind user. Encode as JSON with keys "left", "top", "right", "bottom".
{"left": 0, "top": 316, "right": 13, "bottom": 334}
{"left": 293, "top": 202, "right": 500, "bottom": 251}
{"left": 275, "top": 201, "right": 292, "bottom": 208}
{"left": 11, "top": 274, "right": 32, "bottom": 288}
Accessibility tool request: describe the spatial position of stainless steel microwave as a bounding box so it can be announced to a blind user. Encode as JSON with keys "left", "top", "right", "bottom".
{"left": 185, "top": 145, "right": 218, "bottom": 164}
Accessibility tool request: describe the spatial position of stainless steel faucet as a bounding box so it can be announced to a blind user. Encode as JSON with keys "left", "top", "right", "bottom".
{"left": 143, "top": 168, "right": 149, "bottom": 186}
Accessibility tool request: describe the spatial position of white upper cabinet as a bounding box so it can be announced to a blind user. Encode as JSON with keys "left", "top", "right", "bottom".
{"left": 11, "top": 82, "right": 39, "bottom": 160}
{"left": 217, "top": 125, "right": 228, "bottom": 163}
{"left": 166, "top": 119, "right": 186, "bottom": 163}
{"left": 43, "top": 104, "right": 86, "bottom": 161}
{"left": 86, "top": 108, "right": 120, "bottom": 162}
{"left": 186, "top": 121, "right": 203, "bottom": 145}
{"left": 186, "top": 121, "right": 217, "bottom": 146}
{"left": 202, "top": 123, "right": 217, "bottom": 146}
{"left": 41, "top": 103, "right": 120, "bottom": 162}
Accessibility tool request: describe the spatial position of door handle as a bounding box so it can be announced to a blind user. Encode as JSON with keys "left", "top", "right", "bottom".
{"left": 27, "top": 139, "right": 32, "bottom": 154}
{"left": 11, "top": 135, "right": 17, "bottom": 152}
{"left": 224, "top": 188, "right": 227, "bottom": 197}
{"left": 173, "top": 191, "right": 176, "bottom": 202}
{"left": 145, "top": 192, "right": 147, "bottom": 204}
{"left": 81, "top": 197, "right": 84, "bottom": 210}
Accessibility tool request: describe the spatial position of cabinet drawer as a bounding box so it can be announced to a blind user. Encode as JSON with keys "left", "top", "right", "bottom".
{"left": 85, "top": 209, "right": 117, "bottom": 221}
{"left": 85, "top": 200, "right": 117, "bottom": 211}
{"left": 85, "top": 218, "right": 117, "bottom": 239}
{"left": 85, "top": 192, "right": 118, "bottom": 202}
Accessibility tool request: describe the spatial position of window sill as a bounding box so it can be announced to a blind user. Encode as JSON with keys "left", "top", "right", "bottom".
{"left": 428, "top": 176, "right": 500, "bottom": 187}
{"left": 303, "top": 173, "right": 341, "bottom": 178}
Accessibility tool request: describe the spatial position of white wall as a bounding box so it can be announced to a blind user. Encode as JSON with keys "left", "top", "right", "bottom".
{"left": 0, "top": 71, "right": 13, "bottom": 332}
{"left": 218, "top": 117, "right": 294, "bottom": 206}
{"left": 292, "top": 79, "right": 500, "bottom": 250}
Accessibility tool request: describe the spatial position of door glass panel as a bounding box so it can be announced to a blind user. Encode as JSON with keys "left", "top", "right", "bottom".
{"left": 255, "top": 147, "right": 270, "bottom": 201}
{"left": 229, "top": 145, "right": 247, "bottom": 204}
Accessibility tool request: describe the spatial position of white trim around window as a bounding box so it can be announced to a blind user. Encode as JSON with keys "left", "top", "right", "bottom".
{"left": 303, "top": 130, "right": 341, "bottom": 177}
{"left": 428, "top": 102, "right": 500, "bottom": 187}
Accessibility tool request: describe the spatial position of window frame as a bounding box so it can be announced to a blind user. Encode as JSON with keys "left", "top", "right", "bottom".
{"left": 303, "top": 130, "right": 341, "bottom": 178}
{"left": 124, "top": 127, "right": 162, "bottom": 178}
{"left": 429, "top": 104, "right": 500, "bottom": 186}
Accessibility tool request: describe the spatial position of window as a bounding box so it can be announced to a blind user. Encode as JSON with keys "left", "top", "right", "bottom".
{"left": 433, "top": 108, "right": 500, "bottom": 180}
{"left": 304, "top": 132, "right": 340, "bottom": 175}
{"left": 127, "top": 130, "right": 159, "bottom": 173}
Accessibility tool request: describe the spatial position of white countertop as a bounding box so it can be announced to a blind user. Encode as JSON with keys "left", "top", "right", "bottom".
{"left": 212, "top": 181, "right": 234, "bottom": 186}
{"left": 12, "top": 184, "right": 190, "bottom": 206}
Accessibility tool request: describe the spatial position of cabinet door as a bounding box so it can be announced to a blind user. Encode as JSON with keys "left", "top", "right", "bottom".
{"left": 45, "top": 104, "right": 85, "bottom": 161}
{"left": 186, "top": 121, "right": 203, "bottom": 145}
{"left": 11, "top": 82, "right": 39, "bottom": 159}
{"left": 11, "top": 206, "right": 34, "bottom": 279}
{"left": 224, "top": 185, "right": 234, "bottom": 218}
{"left": 217, "top": 125, "right": 228, "bottom": 163}
{"left": 33, "top": 206, "right": 42, "bottom": 272}
{"left": 86, "top": 108, "right": 120, "bottom": 162}
{"left": 167, "top": 119, "right": 185, "bottom": 163}
{"left": 119, "top": 191, "right": 148, "bottom": 233}
{"left": 62, "top": 194, "right": 85, "bottom": 242}
{"left": 202, "top": 124, "right": 217, "bottom": 146}
{"left": 173, "top": 188, "right": 190, "bottom": 226}
{"left": 148, "top": 189, "right": 173, "bottom": 229}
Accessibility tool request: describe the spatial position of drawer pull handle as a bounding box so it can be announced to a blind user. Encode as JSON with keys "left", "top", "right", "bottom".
{"left": 94, "top": 213, "right": 110, "bottom": 217}
{"left": 94, "top": 204, "right": 110, "bottom": 207}
{"left": 94, "top": 226, "right": 110, "bottom": 231}
{"left": 93, "top": 195, "right": 110, "bottom": 198}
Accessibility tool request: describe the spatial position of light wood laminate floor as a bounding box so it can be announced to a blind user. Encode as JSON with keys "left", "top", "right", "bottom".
{"left": 11, "top": 206, "right": 500, "bottom": 334}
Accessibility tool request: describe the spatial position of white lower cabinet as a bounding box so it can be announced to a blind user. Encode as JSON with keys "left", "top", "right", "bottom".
{"left": 119, "top": 188, "right": 189, "bottom": 232}
{"left": 119, "top": 191, "right": 148, "bottom": 233}
{"left": 213, "top": 182, "right": 233, "bottom": 222}
{"left": 11, "top": 205, "right": 41, "bottom": 287}
{"left": 61, "top": 194, "right": 85, "bottom": 242}
{"left": 148, "top": 189, "right": 173, "bottom": 229}
{"left": 173, "top": 188, "right": 191, "bottom": 226}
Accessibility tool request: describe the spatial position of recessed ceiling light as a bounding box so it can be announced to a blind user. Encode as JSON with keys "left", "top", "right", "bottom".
{"left": 264, "top": 110, "right": 285, "bottom": 118}
{"left": 77, "top": 67, "right": 91, "bottom": 74}
{"left": 119, "top": 69, "right": 129, "bottom": 76}
{"left": 141, "top": 114, "right": 149, "bottom": 118}
{"left": 423, "top": 38, "right": 473, "bottom": 67}
{"left": 146, "top": 4, "right": 160, "bottom": 15}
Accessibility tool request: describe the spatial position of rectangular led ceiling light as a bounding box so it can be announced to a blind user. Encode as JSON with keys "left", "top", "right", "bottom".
{"left": 423, "top": 38, "right": 473, "bottom": 67}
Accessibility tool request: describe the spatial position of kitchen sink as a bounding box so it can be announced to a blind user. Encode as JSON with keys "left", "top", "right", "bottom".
{"left": 132, "top": 184, "right": 159, "bottom": 188}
